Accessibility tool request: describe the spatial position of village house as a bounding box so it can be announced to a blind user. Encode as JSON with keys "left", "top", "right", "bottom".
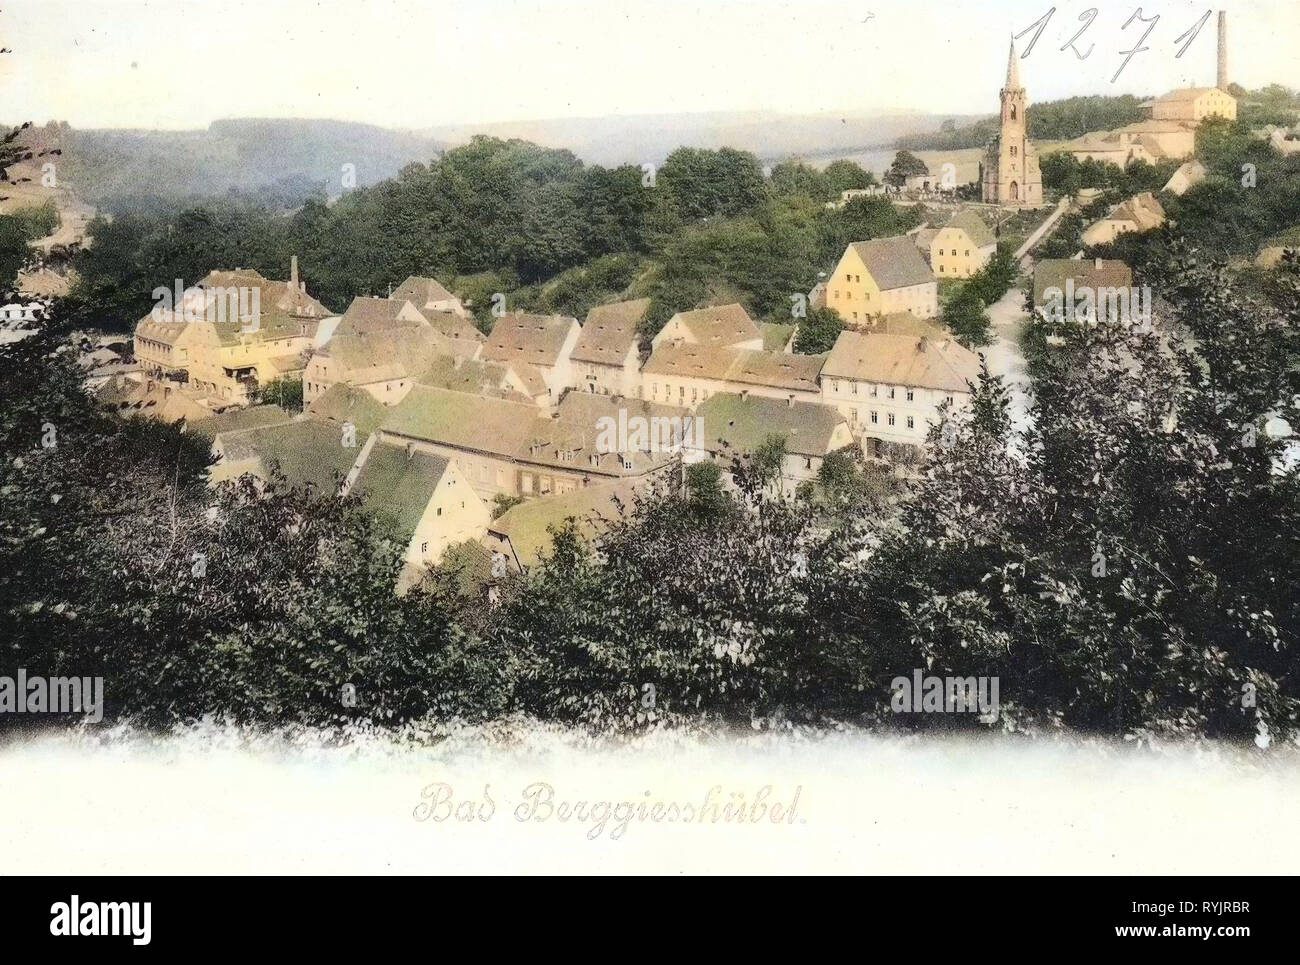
{"left": 820, "top": 329, "right": 981, "bottom": 450}
{"left": 651, "top": 303, "right": 763, "bottom": 351}
{"left": 301, "top": 295, "right": 481, "bottom": 407}
{"left": 930, "top": 211, "right": 997, "bottom": 279}
{"left": 1081, "top": 192, "right": 1166, "bottom": 247}
{"left": 374, "top": 383, "right": 675, "bottom": 502}
{"left": 826, "top": 235, "right": 938, "bottom": 323}
{"left": 1162, "top": 159, "right": 1208, "bottom": 196}
{"left": 1032, "top": 258, "right": 1137, "bottom": 324}
{"left": 569, "top": 297, "right": 650, "bottom": 397}
{"left": 485, "top": 478, "right": 644, "bottom": 572}
{"left": 980, "top": 41, "right": 1044, "bottom": 206}
{"left": 691, "top": 392, "right": 855, "bottom": 499}
{"left": 1149, "top": 87, "right": 1237, "bottom": 125}
{"left": 641, "top": 341, "right": 825, "bottom": 410}
{"left": 134, "top": 261, "right": 335, "bottom": 406}
{"left": 388, "top": 275, "right": 472, "bottom": 318}
{"left": 1063, "top": 120, "right": 1196, "bottom": 168}
{"left": 479, "top": 311, "right": 581, "bottom": 404}
{"left": 342, "top": 436, "right": 491, "bottom": 587}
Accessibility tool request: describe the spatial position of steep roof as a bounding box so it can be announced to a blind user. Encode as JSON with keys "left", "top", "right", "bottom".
{"left": 481, "top": 312, "right": 577, "bottom": 368}
{"left": 390, "top": 275, "right": 456, "bottom": 308}
{"left": 490, "top": 480, "right": 640, "bottom": 568}
{"left": 381, "top": 384, "right": 542, "bottom": 459}
{"left": 306, "top": 383, "right": 388, "bottom": 436}
{"left": 694, "top": 393, "right": 850, "bottom": 458}
{"left": 189, "top": 404, "right": 292, "bottom": 438}
{"left": 417, "top": 355, "right": 531, "bottom": 402}
{"left": 849, "top": 236, "right": 936, "bottom": 291}
{"left": 822, "top": 330, "right": 980, "bottom": 394}
{"left": 942, "top": 210, "right": 997, "bottom": 248}
{"left": 642, "top": 343, "right": 824, "bottom": 392}
{"left": 334, "top": 296, "right": 427, "bottom": 337}
{"left": 759, "top": 322, "right": 796, "bottom": 352}
{"left": 1032, "top": 259, "right": 1134, "bottom": 306}
{"left": 350, "top": 441, "right": 450, "bottom": 546}
{"left": 1155, "top": 86, "right": 1230, "bottom": 103}
{"left": 1107, "top": 192, "right": 1166, "bottom": 230}
{"left": 863, "top": 312, "right": 949, "bottom": 340}
{"left": 571, "top": 298, "right": 649, "bottom": 365}
{"left": 227, "top": 419, "right": 363, "bottom": 492}
{"left": 664, "top": 304, "right": 761, "bottom": 347}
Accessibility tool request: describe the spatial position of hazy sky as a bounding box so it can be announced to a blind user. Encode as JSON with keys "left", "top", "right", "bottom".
{"left": 3, "top": 0, "right": 1298, "bottom": 130}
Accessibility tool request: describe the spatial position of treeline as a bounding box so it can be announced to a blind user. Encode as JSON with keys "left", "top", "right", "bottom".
{"left": 62, "top": 137, "right": 912, "bottom": 335}
{"left": 897, "top": 95, "right": 1148, "bottom": 151}
{"left": 4, "top": 242, "right": 1298, "bottom": 738}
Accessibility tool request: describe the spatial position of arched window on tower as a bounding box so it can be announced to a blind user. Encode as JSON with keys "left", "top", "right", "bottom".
{"left": 1010, "top": 145, "right": 1017, "bottom": 157}
{"left": 1010, "top": 105, "right": 1017, "bottom": 120}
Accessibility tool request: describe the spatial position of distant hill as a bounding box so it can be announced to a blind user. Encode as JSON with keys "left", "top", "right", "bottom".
{"left": 897, "top": 95, "right": 1151, "bottom": 151}
{"left": 21, "top": 118, "right": 448, "bottom": 212}
{"left": 426, "top": 110, "right": 983, "bottom": 168}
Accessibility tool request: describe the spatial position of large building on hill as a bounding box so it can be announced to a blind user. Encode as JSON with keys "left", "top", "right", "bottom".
{"left": 980, "top": 41, "right": 1043, "bottom": 206}
{"left": 134, "top": 261, "right": 335, "bottom": 405}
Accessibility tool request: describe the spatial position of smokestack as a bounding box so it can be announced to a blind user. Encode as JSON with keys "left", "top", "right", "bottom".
{"left": 1217, "top": 11, "right": 1227, "bottom": 90}
{"left": 290, "top": 255, "right": 300, "bottom": 290}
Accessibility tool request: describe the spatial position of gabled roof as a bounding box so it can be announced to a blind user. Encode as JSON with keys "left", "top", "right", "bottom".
{"left": 1032, "top": 259, "right": 1134, "bottom": 306}
{"left": 481, "top": 312, "right": 577, "bottom": 368}
{"left": 225, "top": 419, "right": 363, "bottom": 492}
{"left": 848, "top": 236, "right": 936, "bottom": 291}
{"left": 334, "top": 296, "right": 427, "bottom": 337}
{"left": 1106, "top": 192, "right": 1166, "bottom": 230}
{"left": 863, "top": 312, "right": 949, "bottom": 340}
{"left": 489, "top": 479, "right": 641, "bottom": 568}
{"left": 664, "top": 304, "right": 761, "bottom": 347}
{"left": 642, "top": 343, "right": 824, "bottom": 392}
{"left": 822, "top": 330, "right": 980, "bottom": 394}
{"left": 189, "top": 404, "right": 292, "bottom": 438}
{"left": 1155, "top": 86, "right": 1231, "bottom": 103}
{"left": 694, "top": 393, "right": 850, "bottom": 458}
{"left": 306, "top": 383, "right": 388, "bottom": 436}
{"left": 390, "top": 275, "right": 456, "bottom": 308}
{"left": 350, "top": 441, "right": 451, "bottom": 546}
{"left": 941, "top": 211, "right": 997, "bottom": 248}
{"left": 417, "top": 355, "right": 531, "bottom": 402}
{"left": 381, "top": 384, "right": 542, "bottom": 459}
{"left": 759, "top": 322, "right": 796, "bottom": 352}
{"left": 571, "top": 298, "right": 649, "bottom": 364}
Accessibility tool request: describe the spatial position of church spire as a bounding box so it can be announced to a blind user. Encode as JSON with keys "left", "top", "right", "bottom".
{"left": 1005, "top": 38, "right": 1021, "bottom": 91}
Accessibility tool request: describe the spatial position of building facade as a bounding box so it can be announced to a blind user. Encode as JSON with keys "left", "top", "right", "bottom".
{"left": 980, "top": 41, "right": 1044, "bottom": 206}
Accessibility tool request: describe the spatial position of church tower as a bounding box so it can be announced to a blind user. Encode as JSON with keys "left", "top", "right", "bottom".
{"left": 980, "top": 40, "right": 1043, "bottom": 206}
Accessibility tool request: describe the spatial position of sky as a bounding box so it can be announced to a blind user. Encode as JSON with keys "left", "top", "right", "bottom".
{"left": 2, "top": 0, "right": 1298, "bottom": 131}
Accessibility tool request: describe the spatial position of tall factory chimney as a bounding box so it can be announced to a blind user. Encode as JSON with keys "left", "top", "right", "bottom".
{"left": 1217, "top": 10, "right": 1228, "bottom": 90}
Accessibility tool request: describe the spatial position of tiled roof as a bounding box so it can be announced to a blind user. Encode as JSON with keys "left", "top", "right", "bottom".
{"left": 480, "top": 312, "right": 577, "bottom": 368}
{"left": 849, "top": 236, "right": 936, "bottom": 291}
{"left": 942, "top": 211, "right": 997, "bottom": 248}
{"left": 642, "top": 343, "right": 824, "bottom": 392}
{"left": 664, "top": 304, "right": 761, "bottom": 347}
{"left": 822, "top": 330, "right": 980, "bottom": 394}
{"left": 350, "top": 441, "right": 451, "bottom": 547}
{"left": 1033, "top": 259, "right": 1134, "bottom": 305}
{"left": 694, "top": 393, "right": 850, "bottom": 458}
{"left": 571, "top": 298, "right": 649, "bottom": 364}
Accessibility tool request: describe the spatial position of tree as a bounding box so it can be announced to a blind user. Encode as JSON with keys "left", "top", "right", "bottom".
{"left": 793, "top": 306, "right": 844, "bottom": 354}
{"left": 823, "top": 159, "right": 876, "bottom": 196}
{"left": 941, "top": 283, "right": 992, "bottom": 346}
{"left": 884, "top": 150, "right": 929, "bottom": 187}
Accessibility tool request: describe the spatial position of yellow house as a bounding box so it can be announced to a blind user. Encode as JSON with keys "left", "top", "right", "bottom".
{"left": 642, "top": 343, "right": 825, "bottom": 410}
{"left": 1151, "top": 87, "right": 1237, "bottom": 125}
{"left": 343, "top": 437, "right": 491, "bottom": 585}
{"left": 930, "top": 211, "right": 997, "bottom": 278}
{"left": 827, "top": 236, "right": 938, "bottom": 323}
{"left": 1081, "top": 192, "right": 1166, "bottom": 247}
{"left": 134, "top": 264, "right": 335, "bottom": 405}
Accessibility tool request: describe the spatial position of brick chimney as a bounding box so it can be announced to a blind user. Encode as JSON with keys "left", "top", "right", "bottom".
{"left": 1217, "top": 11, "right": 1228, "bottom": 90}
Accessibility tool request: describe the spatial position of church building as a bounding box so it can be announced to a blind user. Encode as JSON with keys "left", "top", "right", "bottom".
{"left": 980, "top": 41, "right": 1043, "bottom": 206}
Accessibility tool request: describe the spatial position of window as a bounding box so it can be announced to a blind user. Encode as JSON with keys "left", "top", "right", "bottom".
{"left": 888, "top": 387, "right": 895, "bottom": 399}
{"left": 833, "top": 380, "right": 839, "bottom": 393}
{"left": 906, "top": 389, "right": 914, "bottom": 402}
{"left": 870, "top": 385, "right": 878, "bottom": 398}
{"left": 906, "top": 416, "right": 914, "bottom": 429}
{"left": 870, "top": 411, "right": 878, "bottom": 424}
{"left": 436, "top": 508, "right": 442, "bottom": 516}
{"left": 945, "top": 395, "right": 954, "bottom": 405}
{"left": 421, "top": 541, "right": 428, "bottom": 553}
{"left": 850, "top": 382, "right": 857, "bottom": 395}
{"left": 939, "top": 265, "right": 944, "bottom": 273}
{"left": 965, "top": 250, "right": 970, "bottom": 256}
{"left": 887, "top": 413, "right": 896, "bottom": 426}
